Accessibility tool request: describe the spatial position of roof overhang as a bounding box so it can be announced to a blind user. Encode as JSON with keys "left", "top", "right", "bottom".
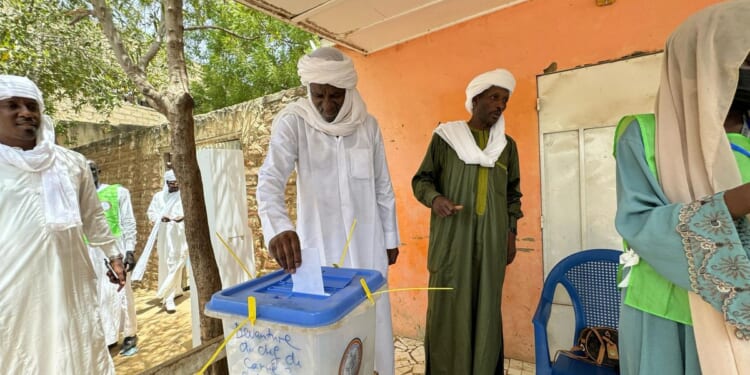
{"left": 235, "top": 0, "right": 530, "bottom": 54}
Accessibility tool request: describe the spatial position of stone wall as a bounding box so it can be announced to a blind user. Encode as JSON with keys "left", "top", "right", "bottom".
{"left": 74, "top": 87, "right": 305, "bottom": 290}
{"left": 57, "top": 101, "right": 167, "bottom": 147}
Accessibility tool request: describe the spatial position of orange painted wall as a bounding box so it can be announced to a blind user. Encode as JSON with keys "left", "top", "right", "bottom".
{"left": 344, "top": 0, "right": 722, "bottom": 362}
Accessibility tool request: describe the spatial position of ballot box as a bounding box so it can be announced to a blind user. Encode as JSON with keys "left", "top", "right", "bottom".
{"left": 205, "top": 266, "right": 386, "bottom": 375}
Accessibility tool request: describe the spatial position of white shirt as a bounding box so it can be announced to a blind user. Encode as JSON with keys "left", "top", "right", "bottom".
{"left": 0, "top": 147, "right": 115, "bottom": 374}
{"left": 257, "top": 112, "right": 399, "bottom": 275}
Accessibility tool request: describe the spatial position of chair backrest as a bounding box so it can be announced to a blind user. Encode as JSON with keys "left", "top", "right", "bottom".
{"left": 542, "top": 249, "right": 621, "bottom": 337}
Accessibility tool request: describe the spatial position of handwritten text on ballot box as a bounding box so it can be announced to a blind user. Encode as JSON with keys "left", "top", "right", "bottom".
{"left": 206, "top": 267, "right": 385, "bottom": 375}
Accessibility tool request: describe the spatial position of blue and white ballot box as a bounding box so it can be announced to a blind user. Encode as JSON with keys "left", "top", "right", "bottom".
{"left": 205, "top": 266, "right": 386, "bottom": 375}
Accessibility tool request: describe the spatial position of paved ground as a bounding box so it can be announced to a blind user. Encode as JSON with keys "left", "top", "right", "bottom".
{"left": 112, "top": 288, "right": 534, "bottom": 374}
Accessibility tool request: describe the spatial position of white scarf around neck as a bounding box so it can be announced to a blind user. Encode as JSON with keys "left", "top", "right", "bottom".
{"left": 0, "top": 75, "right": 81, "bottom": 230}
{"left": 285, "top": 47, "right": 368, "bottom": 137}
{"left": 434, "top": 120, "right": 507, "bottom": 167}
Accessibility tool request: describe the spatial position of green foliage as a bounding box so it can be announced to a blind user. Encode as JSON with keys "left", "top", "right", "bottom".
{"left": 185, "top": 1, "right": 315, "bottom": 114}
{"left": 1, "top": 0, "right": 313, "bottom": 118}
{"left": 0, "top": 0, "right": 134, "bottom": 114}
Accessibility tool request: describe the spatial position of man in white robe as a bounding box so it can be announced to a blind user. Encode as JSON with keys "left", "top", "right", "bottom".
{"left": 0, "top": 75, "right": 126, "bottom": 374}
{"left": 257, "top": 47, "right": 401, "bottom": 375}
{"left": 147, "top": 170, "right": 188, "bottom": 313}
{"left": 87, "top": 160, "right": 139, "bottom": 355}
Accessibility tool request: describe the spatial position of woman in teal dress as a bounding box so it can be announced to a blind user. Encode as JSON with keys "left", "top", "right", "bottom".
{"left": 614, "top": 2, "right": 750, "bottom": 374}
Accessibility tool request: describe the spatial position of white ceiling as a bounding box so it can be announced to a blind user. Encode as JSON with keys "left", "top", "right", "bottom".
{"left": 235, "top": 0, "right": 530, "bottom": 54}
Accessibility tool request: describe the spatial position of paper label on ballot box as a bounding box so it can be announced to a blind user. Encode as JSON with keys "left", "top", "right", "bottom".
{"left": 229, "top": 322, "right": 306, "bottom": 375}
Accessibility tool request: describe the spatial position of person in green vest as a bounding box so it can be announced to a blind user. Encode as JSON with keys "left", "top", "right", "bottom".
{"left": 412, "top": 68, "right": 523, "bottom": 374}
{"left": 87, "top": 160, "right": 139, "bottom": 356}
{"left": 613, "top": 2, "right": 750, "bottom": 374}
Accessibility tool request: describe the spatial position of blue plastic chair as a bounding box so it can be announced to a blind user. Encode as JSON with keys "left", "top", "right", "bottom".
{"left": 532, "top": 249, "right": 621, "bottom": 375}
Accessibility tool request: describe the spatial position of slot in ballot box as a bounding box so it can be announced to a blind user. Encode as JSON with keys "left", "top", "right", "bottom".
{"left": 205, "top": 266, "right": 385, "bottom": 375}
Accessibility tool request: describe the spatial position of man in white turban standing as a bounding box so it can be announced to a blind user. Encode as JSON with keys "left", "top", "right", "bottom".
{"left": 0, "top": 75, "right": 126, "bottom": 374}
{"left": 412, "top": 69, "right": 523, "bottom": 374}
{"left": 145, "top": 169, "right": 188, "bottom": 313}
{"left": 257, "top": 46, "right": 400, "bottom": 375}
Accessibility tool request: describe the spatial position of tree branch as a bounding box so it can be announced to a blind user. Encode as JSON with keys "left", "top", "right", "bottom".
{"left": 88, "top": 0, "right": 167, "bottom": 113}
{"left": 65, "top": 8, "right": 93, "bottom": 25}
{"left": 138, "top": 10, "right": 166, "bottom": 71}
{"left": 184, "top": 25, "right": 260, "bottom": 43}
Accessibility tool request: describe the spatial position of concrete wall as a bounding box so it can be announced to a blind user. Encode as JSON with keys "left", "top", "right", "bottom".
{"left": 74, "top": 87, "right": 305, "bottom": 290}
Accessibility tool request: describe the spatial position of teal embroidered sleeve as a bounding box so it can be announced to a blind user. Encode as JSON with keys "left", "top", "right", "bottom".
{"left": 678, "top": 193, "right": 750, "bottom": 339}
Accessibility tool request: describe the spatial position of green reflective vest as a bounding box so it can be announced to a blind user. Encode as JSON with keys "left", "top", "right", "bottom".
{"left": 614, "top": 115, "right": 750, "bottom": 324}
{"left": 727, "top": 132, "right": 750, "bottom": 182}
{"left": 98, "top": 184, "right": 122, "bottom": 238}
{"left": 614, "top": 114, "right": 692, "bottom": 325}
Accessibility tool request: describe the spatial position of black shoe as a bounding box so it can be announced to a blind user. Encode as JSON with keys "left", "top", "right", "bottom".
{"left": 120, "top": 336, "right": 138, "bottom": 356}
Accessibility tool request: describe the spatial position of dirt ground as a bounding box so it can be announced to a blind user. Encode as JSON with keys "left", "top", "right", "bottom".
{"left": 111, "top": 287, "right": 194, "bottom": 374}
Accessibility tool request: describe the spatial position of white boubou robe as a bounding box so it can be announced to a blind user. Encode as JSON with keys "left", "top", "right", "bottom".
{"left": 0, "top": 149, "right": 116, "bottom": 375}
{"left": 88, "top": 183, "right": 138, "bottom": 345}
{"left": 147, "top": 189, "right": 189, "bottom": 301}
{"left": 257, "top": 112, "right": 400, "bottom": 375}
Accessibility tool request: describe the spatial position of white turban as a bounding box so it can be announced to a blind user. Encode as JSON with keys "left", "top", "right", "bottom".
{"left": 164, "top": 169, "right": 176, "bottom": 182}
{"left": 433, "top": 69, "right": 516, "bottom": 167}
{"left": 0, "top": 75, "right": 55, "bottom": 142}
{"left": 280, "top": 47, "right": 368, "bottom": 137}
{"left": 297, "top": 47, "right": 358, "bottom": 89}
{"left": 162, "top": 169, "right": 178, "bottom": 197}
{"left": 0, "top": 75, "right": 81, "bottom": 230}
{"left": 0, "top": 76, "right": 45, "bottom": 111}
{"left": 464, "top": 69, "right": 516, "bottom": 114}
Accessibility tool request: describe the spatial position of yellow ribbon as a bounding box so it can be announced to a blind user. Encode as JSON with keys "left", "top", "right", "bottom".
{"left": 359, "top": 278, "right": 454, "bottom": 305}
{"left": 197, "top": 318, "right": 249, "bottom": 374}
{"left": 247, "top": 296, "right": 256, "bottom": 326}
{"left": 197, "top": 296, "right": 257, "bottom": 374}
{"left": 334, "top": 219, "right": 357, "bottom": 268}
{"left": 359, "top": 278, "right": 374, "bottom": 305}
{"left": 372, "top": 287, "right": 454, "bottom": 295}
{"left": 216, "top": 232, "right": 254, "bottom": 279}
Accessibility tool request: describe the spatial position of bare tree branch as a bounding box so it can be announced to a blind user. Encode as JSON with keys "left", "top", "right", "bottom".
{"left": 65, "top": 8, "right": 93, "bottom": 25}
{"left": 184, "top": 25, "right": 261, "bottom": 43}
{"left": 88, "top": 0, "right": 167, "bottom": 113}
{"left": 138, "top": 10, "right": 166, "bottom": 71}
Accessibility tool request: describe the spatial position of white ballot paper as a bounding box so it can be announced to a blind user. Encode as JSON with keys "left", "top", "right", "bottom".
{"left": 292, "top": 248, "right": 327, "bottom": 296}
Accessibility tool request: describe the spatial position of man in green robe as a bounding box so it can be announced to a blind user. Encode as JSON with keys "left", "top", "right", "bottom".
{"left": 412, "top": 69, "right": 523, "bottom": 374}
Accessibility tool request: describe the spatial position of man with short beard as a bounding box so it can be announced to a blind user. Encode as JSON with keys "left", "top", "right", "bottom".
{"left": 257, "top": 46, "right": 401, "bottom": 375}
{"left": 0, "top": 75, "right": 126, "bottom": 374}
{"left": 412, "top": 69, "right": 523, "bottom": 374}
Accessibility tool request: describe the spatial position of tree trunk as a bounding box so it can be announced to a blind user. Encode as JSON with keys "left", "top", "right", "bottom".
{"left": 167, "top": 93, "right": 228, "bottom": 375}
{"left": 88, "top": 1, "right": 228, "bottom": 371}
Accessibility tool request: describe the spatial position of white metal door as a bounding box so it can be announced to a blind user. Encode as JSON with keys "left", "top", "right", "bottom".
{"left": 537, "top": 53, "right": 663, "bottom": 356}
